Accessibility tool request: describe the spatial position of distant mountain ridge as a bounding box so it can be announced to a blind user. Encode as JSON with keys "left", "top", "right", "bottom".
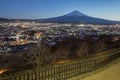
{"left": 0, "top": 18, "right": 15, "bottom": 22}
{"left": 0, "top": 10, "right": 120, "bottom": 25}
{"left": 36, "top": 11, "right": 120, "bottom": 24}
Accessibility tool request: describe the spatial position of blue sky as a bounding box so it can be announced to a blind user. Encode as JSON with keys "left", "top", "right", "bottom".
{"left": 0, "top": 0, "right": 120, "bottom": 20}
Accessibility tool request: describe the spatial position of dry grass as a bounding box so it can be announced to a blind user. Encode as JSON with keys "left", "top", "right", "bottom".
{"left": 68, "top": 57, "right": 120, "bottom": 80}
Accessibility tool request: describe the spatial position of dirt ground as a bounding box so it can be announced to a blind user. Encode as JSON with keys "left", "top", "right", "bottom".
{"left": 68, "top": 57, "right": 120, "bottom": 80}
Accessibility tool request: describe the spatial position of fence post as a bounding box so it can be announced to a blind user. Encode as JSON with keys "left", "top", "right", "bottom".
{"left": 0, "top": 75, "right": 1, "bottom": 80}
{"left": 94, "top": 59, "right": 97, "bottom": 69}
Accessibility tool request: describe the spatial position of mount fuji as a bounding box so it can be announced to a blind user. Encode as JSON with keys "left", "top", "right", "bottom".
{"left": 0, "top": 10, "right": 120, "bottom": 25}
{"left": 35, "top": 10, "right": 120, "bottom": 24}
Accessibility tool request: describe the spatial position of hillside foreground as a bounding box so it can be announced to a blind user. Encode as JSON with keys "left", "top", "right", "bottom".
{"left": 68, "top": 57, "right": 120, "bottom": 80}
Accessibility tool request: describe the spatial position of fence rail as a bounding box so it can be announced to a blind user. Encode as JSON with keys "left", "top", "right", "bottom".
{"left": 0, "top": 48, "right": 120, "bottom": 80}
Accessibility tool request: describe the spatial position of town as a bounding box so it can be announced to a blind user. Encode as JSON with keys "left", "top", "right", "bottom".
{"left": 0, "top": 21, "right": 120, "bottom": 54}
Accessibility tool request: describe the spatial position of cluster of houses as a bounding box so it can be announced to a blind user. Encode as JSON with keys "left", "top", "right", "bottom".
{"left": 0, "top": 31, "right": 42, "bottom": 54}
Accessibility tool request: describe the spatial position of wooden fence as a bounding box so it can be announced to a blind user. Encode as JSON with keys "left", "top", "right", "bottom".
{"left": 0, "top": 48, "right": 120, "bottom": 80}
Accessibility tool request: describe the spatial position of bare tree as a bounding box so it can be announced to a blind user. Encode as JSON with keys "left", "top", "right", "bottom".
{"left": 27, "top": 43, "right": 51, "bottom": 69}
{"left": 53, "top": 46, "right": 70, "bottom": 64}
{"left": 93, "top": 42, "right": 106, "bottom": 53}
{"left": 76, "top": 42, "right": 88, "bottom": 59}
{"left": 26, "top": 42, "right": 51, "bottom": 80}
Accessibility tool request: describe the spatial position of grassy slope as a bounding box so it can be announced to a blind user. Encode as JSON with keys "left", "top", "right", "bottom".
{"left": 68, "top": 51, "right": 120, "bottom": 80}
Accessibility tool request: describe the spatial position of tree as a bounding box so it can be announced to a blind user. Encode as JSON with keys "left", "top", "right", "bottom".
{"left": 93, "top": 41, "right": 106, "bottom": 53}
{"left": 76, "top": 42, "right": 88, "bottom": 59}
{"left": 53, "top": 45, "right": 70, "bottom": 64}
{"left": 26, "top": 42, "right": 51, "bottom": 80}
